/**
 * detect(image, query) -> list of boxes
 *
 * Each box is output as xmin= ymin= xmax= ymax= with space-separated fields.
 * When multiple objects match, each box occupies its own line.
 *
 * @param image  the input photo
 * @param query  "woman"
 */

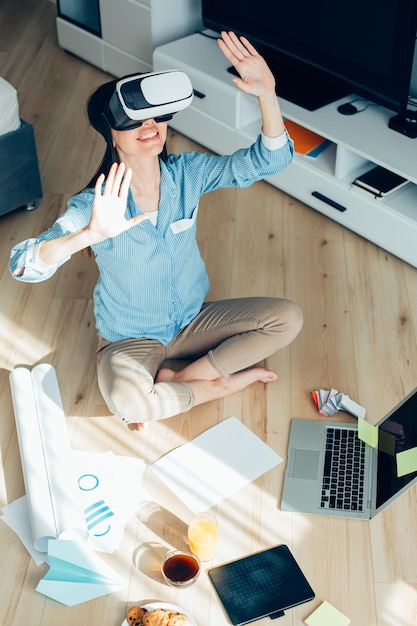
xmin=9 ymin=32 xmax=303 ymax=430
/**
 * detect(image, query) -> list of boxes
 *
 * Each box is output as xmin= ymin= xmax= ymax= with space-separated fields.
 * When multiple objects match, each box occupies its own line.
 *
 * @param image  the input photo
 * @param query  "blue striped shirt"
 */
xmin=9 ymin=132 xmax=293 ymax=343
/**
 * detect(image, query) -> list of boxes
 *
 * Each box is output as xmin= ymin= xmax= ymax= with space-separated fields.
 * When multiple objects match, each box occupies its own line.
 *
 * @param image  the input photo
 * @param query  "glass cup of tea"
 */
xmin=187 ymin=512 xmax=219 ymax=562
xmin=161 ymin=549 xmax=201 ymax=587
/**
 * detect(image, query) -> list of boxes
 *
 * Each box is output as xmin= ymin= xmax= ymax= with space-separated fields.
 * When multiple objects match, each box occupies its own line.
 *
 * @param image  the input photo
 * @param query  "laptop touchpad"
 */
xmin=291 ymin=449 xmax=320 ymax=479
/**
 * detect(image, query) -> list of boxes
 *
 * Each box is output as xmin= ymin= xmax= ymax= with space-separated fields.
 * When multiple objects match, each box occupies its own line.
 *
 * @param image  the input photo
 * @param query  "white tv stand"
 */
xmin=154 ymin=32 xmax=417 ymax=268
xmin=56 ymin=0 xmax=202 ymax=77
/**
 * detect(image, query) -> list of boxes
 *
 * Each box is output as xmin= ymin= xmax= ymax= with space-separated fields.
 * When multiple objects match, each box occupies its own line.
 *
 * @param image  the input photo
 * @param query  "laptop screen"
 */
xmin=376 ymin=388 xmax=417 ymax=510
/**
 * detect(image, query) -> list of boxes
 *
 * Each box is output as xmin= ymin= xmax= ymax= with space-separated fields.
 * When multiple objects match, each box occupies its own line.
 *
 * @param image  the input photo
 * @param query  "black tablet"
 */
xmin=208 ymin=544 xmax=315 ymax=625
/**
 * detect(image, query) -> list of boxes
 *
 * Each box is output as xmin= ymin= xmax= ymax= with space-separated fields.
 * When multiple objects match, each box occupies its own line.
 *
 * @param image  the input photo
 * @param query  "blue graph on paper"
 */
xmin=84 ymin=500 xmax=114 ymax=536
xmin=78 ymin=474 xmax=114 ymax=537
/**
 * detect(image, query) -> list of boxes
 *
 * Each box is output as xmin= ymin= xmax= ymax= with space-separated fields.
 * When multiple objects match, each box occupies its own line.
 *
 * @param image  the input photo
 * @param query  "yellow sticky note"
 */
xmin=396 ymin=447 xmax=417 ymax=477
xmin=358 ymin=419 xmax=378 ymax=448
xmin=304 ymin=600 xmax=350 ymax=626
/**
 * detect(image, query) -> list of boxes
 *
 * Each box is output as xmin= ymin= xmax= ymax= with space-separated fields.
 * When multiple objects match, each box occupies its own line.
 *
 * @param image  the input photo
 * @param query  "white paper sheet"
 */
xmin=72 ymin=450 xmax=149 ymax=553
xmin=150 ymin=416 xmax=283 ymax=513
xmin=0 ymin=496 xmax=46 ymax=565
xmin=10 ymin=364 xmax=88 ymax=552
xmin=1 ymin=452 xmax=149 ymax=561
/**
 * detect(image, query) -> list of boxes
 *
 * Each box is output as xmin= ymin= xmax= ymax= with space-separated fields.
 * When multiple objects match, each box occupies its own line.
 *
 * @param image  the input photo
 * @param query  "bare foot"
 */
xmin=157 ymin=365 xmax=277 ymax=386
xmin=155 ymin=364 xmax=277 ymax=410
xmin=127 ymin=421 xmax=147 ymax=432
xmin=223 ymin=367 xmax=278 ymax=389
xmin=188 ymin=366 xmax=278 ymax=407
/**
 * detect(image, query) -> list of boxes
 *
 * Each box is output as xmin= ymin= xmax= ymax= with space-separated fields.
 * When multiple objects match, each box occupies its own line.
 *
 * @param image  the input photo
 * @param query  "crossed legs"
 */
xmin=96 ymin=297 xmax=303 ymax=429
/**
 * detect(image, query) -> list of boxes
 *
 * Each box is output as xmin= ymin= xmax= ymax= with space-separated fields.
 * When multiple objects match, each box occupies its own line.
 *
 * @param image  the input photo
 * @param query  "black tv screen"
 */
xmin=202 ymin=0 xmax=417 ymax=113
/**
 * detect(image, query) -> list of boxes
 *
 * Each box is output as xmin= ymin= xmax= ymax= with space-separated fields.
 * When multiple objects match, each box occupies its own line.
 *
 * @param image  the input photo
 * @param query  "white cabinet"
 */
xmin=154 ymin=32 xmax=417 ymax=268
xmin=56 ymin=0 xmax=203 ymax=77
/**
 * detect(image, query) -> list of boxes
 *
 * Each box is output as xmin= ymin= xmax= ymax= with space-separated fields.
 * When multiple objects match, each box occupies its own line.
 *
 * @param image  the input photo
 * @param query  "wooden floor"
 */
xmin=1 ymin=1 xmax=417 ymax=624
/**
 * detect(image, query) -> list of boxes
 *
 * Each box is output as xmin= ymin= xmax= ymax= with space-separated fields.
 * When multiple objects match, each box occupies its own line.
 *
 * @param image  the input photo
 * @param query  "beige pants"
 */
xmin=96 ymin=297 xmax=303 ymax=423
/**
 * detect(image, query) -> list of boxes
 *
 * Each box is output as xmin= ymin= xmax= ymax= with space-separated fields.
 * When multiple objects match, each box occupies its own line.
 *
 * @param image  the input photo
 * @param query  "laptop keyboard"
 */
xmin=320 ymin=427 xmax=366 ymax=512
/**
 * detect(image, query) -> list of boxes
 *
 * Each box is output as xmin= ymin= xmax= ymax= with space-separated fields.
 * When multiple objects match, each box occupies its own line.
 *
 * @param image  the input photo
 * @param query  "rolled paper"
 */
xmin=10 ymin=364 xmax=88 ymax=552
xmin=10 ymin=366 xmax=57 ymax=552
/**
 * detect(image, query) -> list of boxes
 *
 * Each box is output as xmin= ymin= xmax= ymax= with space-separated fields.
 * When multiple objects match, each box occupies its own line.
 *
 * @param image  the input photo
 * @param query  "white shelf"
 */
xmin=154 ymin=32 xmax=417 ymax=268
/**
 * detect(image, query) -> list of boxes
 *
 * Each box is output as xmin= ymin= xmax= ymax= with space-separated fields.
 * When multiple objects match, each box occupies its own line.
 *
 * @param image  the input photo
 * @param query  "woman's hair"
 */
xmin=85 ymin=76 xmax=168 ymax=189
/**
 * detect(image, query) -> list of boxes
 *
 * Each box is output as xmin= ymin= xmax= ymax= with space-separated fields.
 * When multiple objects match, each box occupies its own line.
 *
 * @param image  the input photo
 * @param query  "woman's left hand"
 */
xmin=217 ymin=31 xmax=276 ymax=98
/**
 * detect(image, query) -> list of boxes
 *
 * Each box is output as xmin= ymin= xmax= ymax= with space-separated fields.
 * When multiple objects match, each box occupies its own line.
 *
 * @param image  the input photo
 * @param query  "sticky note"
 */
xmin=311 ymin=389 xmax=366 ymax=420
xmin=339 ymin=394 xmax=366 ymax=420
xmin=396 ymin=447 xmax=417 ymax=477
xmin=311 ymin=391 xmax=319 ymax=409
xmin=358 ymin=418 xmax=378 ymax=448
xmin=304 ymin=600 xmax=351 ymax=625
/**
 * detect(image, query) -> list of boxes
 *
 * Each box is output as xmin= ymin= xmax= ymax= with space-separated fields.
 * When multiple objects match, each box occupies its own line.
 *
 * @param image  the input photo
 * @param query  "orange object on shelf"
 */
xmin=284 ymin=119 xmax=328 ymax=155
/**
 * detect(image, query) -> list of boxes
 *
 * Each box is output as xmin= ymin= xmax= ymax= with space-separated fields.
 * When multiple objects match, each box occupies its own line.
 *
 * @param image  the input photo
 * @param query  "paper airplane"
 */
xmin=36 ymin=539 xmax=125 ymax=606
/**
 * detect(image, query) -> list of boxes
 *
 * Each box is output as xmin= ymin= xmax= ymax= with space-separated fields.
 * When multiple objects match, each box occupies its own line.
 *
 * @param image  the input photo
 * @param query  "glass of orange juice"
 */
xmin=187 ymin=512 xmax=218 ymax=561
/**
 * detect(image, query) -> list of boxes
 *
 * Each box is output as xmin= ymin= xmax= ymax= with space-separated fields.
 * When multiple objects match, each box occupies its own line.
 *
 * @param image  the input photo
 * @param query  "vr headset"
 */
xmin=105 ymin=70 xmax=193 ymax=130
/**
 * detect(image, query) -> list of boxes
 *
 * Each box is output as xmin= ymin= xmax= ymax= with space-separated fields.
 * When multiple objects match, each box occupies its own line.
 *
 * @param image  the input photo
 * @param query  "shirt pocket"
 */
xmin=169 ymin=203 xmax=199 ymax=235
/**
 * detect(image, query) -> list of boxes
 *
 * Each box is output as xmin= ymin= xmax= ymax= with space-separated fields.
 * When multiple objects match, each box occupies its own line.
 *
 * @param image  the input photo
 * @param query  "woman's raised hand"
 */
xmin=217 ymin=31 xmax=276 ymax=98
xmin=88 ymin=162 xmax=147 ymax=242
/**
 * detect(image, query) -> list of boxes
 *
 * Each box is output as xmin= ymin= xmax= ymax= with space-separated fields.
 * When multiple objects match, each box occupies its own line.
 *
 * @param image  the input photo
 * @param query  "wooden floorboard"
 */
xmin=1 ymin=1 xmax=417 ymax=624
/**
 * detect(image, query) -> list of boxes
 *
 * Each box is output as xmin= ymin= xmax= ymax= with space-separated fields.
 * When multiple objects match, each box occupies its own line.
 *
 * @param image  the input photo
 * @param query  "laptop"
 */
xmin=281 ymin=386 xmax=417 ymax=519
